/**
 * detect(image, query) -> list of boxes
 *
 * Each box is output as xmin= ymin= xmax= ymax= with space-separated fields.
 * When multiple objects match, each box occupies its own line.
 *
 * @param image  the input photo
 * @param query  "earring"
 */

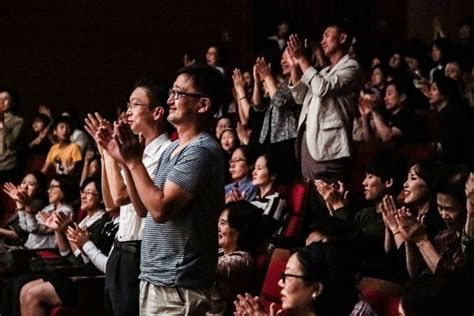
xmin=311 ymin=292 xmax=317 ymax=301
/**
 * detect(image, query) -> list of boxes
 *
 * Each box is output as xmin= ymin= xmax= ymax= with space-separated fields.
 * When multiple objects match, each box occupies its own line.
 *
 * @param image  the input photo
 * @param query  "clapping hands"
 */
xmin=66 ymin=225 xmax=91 ymax=249
xmin=42 ymin=211 xmax=73 ymax=232
xmin=314 ymin=179 xmax=347 ymax=213
xmin=234 ymin=293 xmax=281 ymax=316
xmin=3 ymin=182 xmax=31 ymax=207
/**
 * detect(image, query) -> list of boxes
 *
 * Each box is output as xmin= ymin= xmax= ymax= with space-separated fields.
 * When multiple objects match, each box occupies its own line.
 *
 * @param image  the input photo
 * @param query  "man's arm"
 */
xmin=300 ymin=62 xmax=361 ymax=98
xmin=101 ymin=152 xmax=116 ymax=210
xmin=122 ymin=166 xmax=149 ymax=218
xmin=126 ymin=160 xmax=193 ymax=223
xmin=104 ymin=153 xmax=130 ymax=206
xmin=371 ymin=111 xmax=403 ymax=142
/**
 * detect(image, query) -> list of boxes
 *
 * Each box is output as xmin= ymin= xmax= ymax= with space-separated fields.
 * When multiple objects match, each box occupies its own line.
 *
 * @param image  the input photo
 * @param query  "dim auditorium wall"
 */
xmin=0 ymin=0 xmax=253 ymax=125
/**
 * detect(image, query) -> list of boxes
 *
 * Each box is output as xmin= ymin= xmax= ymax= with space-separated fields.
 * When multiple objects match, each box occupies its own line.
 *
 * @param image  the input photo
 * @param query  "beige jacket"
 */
xmin=289 ymin=55 xmax=363 ymax=161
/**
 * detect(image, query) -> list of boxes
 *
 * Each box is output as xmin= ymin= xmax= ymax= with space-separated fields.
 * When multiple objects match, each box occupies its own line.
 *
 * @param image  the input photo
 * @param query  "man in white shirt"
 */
xmin=85 ymin=78 xmax=171 ymax=316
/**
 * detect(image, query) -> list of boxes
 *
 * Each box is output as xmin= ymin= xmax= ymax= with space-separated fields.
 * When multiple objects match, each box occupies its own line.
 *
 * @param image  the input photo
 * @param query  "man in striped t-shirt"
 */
xmin=114 ymin=64 xmax=226 ymax=315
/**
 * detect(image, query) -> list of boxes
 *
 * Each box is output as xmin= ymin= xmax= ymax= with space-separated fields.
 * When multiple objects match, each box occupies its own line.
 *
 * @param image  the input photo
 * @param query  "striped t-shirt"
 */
xmin=140 ymin=133 xmax=225 ymax=288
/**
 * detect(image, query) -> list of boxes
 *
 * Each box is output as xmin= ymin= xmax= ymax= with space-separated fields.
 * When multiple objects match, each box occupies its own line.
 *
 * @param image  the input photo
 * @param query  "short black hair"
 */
xmin=33 ymin=113 xmax=52 ymax=126
xmin=53 ymin=115 xmax=74 ymax=130
xmin=0 ymin=86 xmax=21 ymax=113
xmin=176 ymin=64 xmax=227 ymax=116
xmin=134 ymin=77 xmax=169 ymax=110
xmin=51 ymin=174 xmax=79 ymax=205
xmin=431 ymin=73 xmax=462 ymax=103
xmin=223 ymin=200 xmax=264 ymax=252
xmin=80 ymin=176 xmax=102 ymax=200
xmin=365 ymin=148 xmax=405 ymax=193
xmin=325 ymin=18 xmax=354 ymax=52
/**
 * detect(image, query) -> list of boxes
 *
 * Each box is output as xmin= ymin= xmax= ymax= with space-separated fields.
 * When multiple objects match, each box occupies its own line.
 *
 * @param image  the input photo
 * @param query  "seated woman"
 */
xmin=2 ymin=171 xmax=48 ymax=247
xmin=225 ymin=146 xmax=257 ymax=203
xmin=250 ymin=152 xmax=288 ymax=237
xmin=396 ymin=169 xmax=469 ymax=277
xmin=235 ymin=242 xmax=376 ymax=316
xmin=210 ymin=201 xmax=264 ymax=315
xmin=43 ymin=177 xmax=109 ymax=263
xmin=389 ymin=161 xmax=446 ymax=242
xmin=359 ymin=77 xmax=425 ymax=143
xmin=18 ymin=177 xmax=117 ymax=315
xmin=17 ymin=175 xmax=77 ymax=249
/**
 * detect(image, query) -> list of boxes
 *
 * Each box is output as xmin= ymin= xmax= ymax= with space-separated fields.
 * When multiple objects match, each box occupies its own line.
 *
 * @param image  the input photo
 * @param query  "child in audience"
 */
xmin=41 ymin=116 xmax=82 ymax=176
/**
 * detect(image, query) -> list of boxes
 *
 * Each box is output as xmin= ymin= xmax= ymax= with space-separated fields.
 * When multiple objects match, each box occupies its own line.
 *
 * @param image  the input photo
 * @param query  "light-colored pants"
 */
xmin=139 ymin=280 xmax=211 ymax=316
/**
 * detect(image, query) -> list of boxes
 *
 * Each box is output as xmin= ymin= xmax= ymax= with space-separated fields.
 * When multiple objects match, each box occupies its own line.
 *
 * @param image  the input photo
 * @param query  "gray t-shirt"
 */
xmin=140 ymin=133 xmax=225 ymax=288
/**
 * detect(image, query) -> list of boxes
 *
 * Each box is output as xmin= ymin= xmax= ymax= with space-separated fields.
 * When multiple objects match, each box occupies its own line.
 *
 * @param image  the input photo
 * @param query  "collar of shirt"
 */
xmin=322 ymin=54 xmax=350 ymax=76
xmin=143 ymin=133 xmax=170 ymax=158
xmin=78 ymin=209 xmax=106 ymax=230
xmin=234 ymin=176 xmax=253 ymax=189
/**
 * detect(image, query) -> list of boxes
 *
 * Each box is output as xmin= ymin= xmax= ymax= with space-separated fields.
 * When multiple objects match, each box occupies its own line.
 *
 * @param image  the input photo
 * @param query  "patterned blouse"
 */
xmin=254 ymin=82 xmax=301 ymax=144
xmin=210 ymin=250 xmax=255 ymax=315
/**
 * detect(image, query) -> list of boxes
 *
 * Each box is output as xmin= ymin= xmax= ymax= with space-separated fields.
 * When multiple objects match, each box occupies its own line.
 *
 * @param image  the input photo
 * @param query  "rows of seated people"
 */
xmin=0 ymin=14 xmax=473 ymax=316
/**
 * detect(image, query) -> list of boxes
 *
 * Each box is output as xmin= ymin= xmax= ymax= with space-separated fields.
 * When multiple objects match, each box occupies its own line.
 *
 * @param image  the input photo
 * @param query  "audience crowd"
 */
xmin=0 ymin=14 xmax=473 ymax=316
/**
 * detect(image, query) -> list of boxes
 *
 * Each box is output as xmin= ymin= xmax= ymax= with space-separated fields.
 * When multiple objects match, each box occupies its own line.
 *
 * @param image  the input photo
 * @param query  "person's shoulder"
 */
xmin=187 ymin=133 xmax=223 ymax=155
xmin=67 ymin=142 xmax=81 ymax=151
xmin=354 ymin=206 xmax=378 ymax=220
xmin=59 ymin=204 xmax=74 ymax=213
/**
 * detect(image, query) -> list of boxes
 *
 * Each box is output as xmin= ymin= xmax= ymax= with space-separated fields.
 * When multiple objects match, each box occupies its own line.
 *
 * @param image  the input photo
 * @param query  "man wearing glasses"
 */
xmin=85 ymin=78 xmax=171 ymax=316
xmin=109 ymin=64 xmax=226 ymax=315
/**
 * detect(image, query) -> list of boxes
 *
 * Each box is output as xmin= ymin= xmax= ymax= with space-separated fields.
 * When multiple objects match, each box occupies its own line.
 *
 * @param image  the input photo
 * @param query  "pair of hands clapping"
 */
xmin=381 ymin=195 xmax=427 ymax=243
xmin=233 ymin=293 xmax=281 ymax=316
xmin=84 ymin=112 xmax=144 ymax=166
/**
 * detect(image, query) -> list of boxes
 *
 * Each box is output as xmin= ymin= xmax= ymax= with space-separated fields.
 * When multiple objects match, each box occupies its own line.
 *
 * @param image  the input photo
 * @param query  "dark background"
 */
xmin=0 ymin=0 xmax=470 ymax=127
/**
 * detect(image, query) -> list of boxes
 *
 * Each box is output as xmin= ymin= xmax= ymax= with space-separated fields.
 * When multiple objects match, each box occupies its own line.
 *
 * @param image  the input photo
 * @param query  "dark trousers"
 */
xmin=105 ymin=240 xmax=141 ymax=316
xmin=300 ymin=136 xmax=351 ymax=236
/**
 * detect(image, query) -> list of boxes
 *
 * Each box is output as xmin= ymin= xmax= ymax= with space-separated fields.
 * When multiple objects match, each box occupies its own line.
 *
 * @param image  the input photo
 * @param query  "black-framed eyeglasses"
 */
xmin=48 ymin=184 xmax=61 ymax=191
xmin=280 ymin=272 xmax=308 ymax=284
xmin=229 ymin=158 xmax=247 ymax=165
xmin=81 ymin=190 xmax=99 ymax=197
xmin=168 ymin=89 xmax=208 ymax=101
xmin=126 ymin=102 xmax=149 ymax=110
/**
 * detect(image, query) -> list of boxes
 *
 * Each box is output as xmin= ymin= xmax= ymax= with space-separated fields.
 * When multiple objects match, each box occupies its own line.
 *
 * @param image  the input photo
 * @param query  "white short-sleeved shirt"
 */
xmin=116 ymin=133 xmax=171 ymax=242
